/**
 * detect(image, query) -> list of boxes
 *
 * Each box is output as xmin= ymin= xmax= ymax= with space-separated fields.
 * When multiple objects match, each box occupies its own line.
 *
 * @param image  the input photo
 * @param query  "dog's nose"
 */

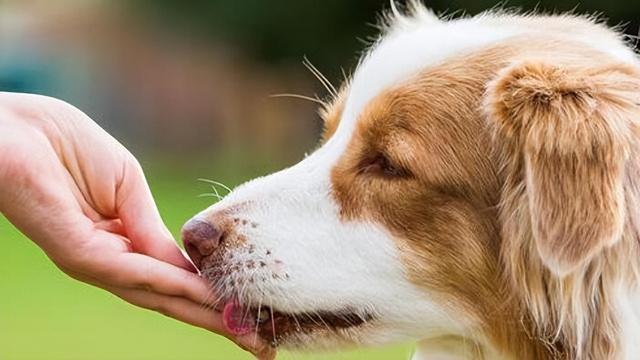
xmin=181 ymin=219 xmax=223 ymax=269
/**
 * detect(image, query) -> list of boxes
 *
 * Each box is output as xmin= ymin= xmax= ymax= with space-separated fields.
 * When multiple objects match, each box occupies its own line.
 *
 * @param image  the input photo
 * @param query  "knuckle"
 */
xmin=129 ymin=263 xmax=156 ymax=291
xmin=173 ymin=284 xmax=191 ymax=299
xmin=172 ymin=271 xmax=202 ymax=299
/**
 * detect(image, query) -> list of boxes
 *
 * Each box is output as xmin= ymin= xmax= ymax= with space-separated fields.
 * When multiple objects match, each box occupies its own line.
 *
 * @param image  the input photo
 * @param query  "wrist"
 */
xmin=0 ymin=106 xmax=24 ymax=187
xmin=0 ymin=93 xmax=77 ymax=142
xmin=0 ymin=94 xmax=60 ymax=208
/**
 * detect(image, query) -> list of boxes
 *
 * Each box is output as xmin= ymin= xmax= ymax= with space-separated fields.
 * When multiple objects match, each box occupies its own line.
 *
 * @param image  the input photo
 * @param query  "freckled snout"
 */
xmin=181 ymin=219 xmax=223 ymax=269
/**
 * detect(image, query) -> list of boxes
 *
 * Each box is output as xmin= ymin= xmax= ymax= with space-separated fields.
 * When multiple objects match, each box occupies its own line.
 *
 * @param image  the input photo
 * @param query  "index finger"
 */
xmin=116 ymin=159 xmax=196 ymax=273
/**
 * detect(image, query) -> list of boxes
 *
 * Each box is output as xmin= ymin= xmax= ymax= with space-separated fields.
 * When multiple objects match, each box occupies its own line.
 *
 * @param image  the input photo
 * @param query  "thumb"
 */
xmin=117 ymin=159 xmax=196 ymax=273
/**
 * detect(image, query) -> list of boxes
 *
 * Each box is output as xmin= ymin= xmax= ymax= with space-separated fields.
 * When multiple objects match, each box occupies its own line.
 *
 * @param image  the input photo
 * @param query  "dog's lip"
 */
xmin=220 ymin=299 xmax=373 ymax=346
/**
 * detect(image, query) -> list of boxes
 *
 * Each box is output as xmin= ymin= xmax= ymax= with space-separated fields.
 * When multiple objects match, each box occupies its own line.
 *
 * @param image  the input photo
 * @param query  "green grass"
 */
xmin=0 ymin=159 xmax=413 ymax=360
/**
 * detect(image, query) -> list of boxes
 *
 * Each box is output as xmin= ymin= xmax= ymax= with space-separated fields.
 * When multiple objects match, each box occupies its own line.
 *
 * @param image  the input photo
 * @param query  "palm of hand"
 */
xmin=0 ymin=93 xmax=274 ymax=359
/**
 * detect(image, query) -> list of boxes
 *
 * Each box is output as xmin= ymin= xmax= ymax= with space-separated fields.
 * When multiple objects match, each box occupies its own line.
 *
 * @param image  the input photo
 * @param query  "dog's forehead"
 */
xmin=332 ymin=19 xmax=515 ymax=145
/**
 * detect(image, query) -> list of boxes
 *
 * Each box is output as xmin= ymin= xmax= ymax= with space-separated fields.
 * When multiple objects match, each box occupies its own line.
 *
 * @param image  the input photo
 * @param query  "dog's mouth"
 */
xmin=221 ymin=301 xmax=373 ymax=346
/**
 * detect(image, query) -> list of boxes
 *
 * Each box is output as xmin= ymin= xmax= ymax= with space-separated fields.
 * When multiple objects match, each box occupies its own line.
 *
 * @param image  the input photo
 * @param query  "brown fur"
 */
xmin=487 ymin=52 xmax=640 ymax=359
xmin=319 ymin=87 xmax=346 ymax=142
xmin=328 ymin=36 xmax=640 ymax=359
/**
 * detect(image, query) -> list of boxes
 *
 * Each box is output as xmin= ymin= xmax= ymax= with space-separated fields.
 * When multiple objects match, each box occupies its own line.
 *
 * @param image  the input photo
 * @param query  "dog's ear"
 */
xmin=486 ymin=60 xmax=639 ymax=276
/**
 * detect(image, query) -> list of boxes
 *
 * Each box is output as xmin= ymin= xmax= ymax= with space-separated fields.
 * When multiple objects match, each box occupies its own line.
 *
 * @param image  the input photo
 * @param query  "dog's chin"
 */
xmin=217 ymin=298 xmax=375 ymax=349
xmin=197 ymin=243 xmax=379 ymax=349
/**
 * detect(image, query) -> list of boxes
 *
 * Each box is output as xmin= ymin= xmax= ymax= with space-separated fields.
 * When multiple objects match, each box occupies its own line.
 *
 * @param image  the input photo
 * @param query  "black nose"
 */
xmin=181 ymin=219 xmax=223 ymax=269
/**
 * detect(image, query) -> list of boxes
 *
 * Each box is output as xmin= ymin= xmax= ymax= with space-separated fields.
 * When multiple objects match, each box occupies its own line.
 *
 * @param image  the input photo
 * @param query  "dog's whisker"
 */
xmin=303 ymin=56 xmax=338 ymax=98
xmin=340 ymin=66 xmax=351 ymax=87
xmin=291 ymin=312 xmax=303 ymax=333
xmin=197 ymin=286 xmax=219 ymax=312
xmin=269 ymin=93 xmax=327 ymax=106
xmin=316 ymin=312 xmax=334 ymax=333
xmin=197 ymin=178 xmax=233 ymax=194
xmin=254 ymin=299 xmax=263 ymax=340
xmin=197 ymin=192 xmax=223 ymax=200
xmin=269 ymin=302 xmax=277 ymax=346
xmin=209 ymin=184 xmax=221 ymax=199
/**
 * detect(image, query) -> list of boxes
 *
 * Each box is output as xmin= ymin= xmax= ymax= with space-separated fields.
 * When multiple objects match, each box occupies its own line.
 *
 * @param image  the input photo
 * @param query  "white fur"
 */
xmin=617 ymin=288 xmax=640 ymax=359
xmin=204 ymin=149 xmax=461 ymax=347
xmin=338 ymin=17 xmax=517 ymax=146
xmin=190 ymin=7 xmax=640 ymax=357
xmin=196 ymin=10 xmax=519 ymax=350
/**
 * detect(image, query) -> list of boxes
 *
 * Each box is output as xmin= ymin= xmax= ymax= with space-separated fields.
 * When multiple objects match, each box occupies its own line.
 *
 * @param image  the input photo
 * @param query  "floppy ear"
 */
xmin=486 ymin=60 xmax=640 ymax=276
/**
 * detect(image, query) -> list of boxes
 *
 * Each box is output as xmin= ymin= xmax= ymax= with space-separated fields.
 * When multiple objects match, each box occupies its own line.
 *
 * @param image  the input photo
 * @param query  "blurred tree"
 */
xmin=133 ymin=0 xmax=639 ymax=81
xmin=133 ymin=0 xmax=389 ymax=78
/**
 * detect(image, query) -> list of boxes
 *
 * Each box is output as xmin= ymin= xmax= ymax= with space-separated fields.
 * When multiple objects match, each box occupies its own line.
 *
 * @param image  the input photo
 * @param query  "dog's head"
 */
xmin=183 ymin=6 xmax=640 ymax=357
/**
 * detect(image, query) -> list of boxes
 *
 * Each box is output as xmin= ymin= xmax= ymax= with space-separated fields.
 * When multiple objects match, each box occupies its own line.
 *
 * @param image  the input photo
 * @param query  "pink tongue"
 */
xmin=222 ymin=302 xmax=256 ymax=336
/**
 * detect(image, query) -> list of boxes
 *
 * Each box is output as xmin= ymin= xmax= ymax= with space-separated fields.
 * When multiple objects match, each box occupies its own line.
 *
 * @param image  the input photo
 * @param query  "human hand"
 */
xmin=0 ymin=92 xmax=275 ymax=360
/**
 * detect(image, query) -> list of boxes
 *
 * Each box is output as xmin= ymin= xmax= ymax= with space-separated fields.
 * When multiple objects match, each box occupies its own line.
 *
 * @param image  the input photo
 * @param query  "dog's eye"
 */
xmin=359 ymin=154 xmax=409 ymax=178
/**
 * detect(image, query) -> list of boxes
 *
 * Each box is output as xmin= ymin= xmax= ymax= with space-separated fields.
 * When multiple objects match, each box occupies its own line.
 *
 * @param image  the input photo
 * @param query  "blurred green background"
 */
xmin=0 ymin=160 xmax=413 ymax=360
xmin=0 ymin=0 xmax=638 ymax=359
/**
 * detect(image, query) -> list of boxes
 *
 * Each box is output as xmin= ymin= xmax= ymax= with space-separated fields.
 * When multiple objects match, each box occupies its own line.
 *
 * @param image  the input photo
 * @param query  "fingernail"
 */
xmin=179 ymin=249 xmax=199 ymax=273
xmin=182 ymin=259 xmax=198 ymax=273
xmin=237 ymin=333 xmax=268 ymax=353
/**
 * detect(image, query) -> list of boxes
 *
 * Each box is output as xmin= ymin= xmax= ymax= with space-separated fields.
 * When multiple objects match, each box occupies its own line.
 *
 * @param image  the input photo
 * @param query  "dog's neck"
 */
xmin=413 ymin=225 xmax=640 ymax=359
xmin=412 ymin=290 xmax=640 ymax=360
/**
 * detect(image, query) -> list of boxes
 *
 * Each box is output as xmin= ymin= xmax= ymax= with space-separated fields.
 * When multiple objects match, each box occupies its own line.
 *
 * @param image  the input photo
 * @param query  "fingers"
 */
xmin=107 ymin=285 xmax=225 ymax=331
xmin=255 ymin=347 xmax=278 ymax=360
xmin=106 ymin=286 xmax=271 ymax=357
xmin=90 ymin=249 xmax=215 ymax=306
xmin=116 ymin=160 xmax=196 ymax=273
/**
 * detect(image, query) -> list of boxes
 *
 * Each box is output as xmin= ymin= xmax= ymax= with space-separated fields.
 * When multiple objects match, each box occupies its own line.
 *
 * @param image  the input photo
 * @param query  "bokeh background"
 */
xmin=0 ymin=1 xmax=638 ymax=359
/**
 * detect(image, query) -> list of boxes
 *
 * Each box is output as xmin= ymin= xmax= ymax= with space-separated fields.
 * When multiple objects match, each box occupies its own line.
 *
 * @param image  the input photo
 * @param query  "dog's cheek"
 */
xmin=388 ymin=195 xmax=502 ymax=324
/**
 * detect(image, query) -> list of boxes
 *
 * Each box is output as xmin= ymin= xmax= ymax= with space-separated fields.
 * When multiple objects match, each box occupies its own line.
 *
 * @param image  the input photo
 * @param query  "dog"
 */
xmin=181 ymin=3 xmax=640 ymax=359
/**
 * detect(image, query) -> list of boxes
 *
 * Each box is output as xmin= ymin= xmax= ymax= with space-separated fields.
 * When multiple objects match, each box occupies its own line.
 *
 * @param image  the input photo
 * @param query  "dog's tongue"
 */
xmin=222 ymin=302 xmax=256 ymax=336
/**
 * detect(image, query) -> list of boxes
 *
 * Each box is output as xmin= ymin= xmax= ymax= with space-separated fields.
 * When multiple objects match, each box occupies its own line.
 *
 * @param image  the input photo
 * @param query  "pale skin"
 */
xmin=0 ymin=92 xmax=275 ymax=360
